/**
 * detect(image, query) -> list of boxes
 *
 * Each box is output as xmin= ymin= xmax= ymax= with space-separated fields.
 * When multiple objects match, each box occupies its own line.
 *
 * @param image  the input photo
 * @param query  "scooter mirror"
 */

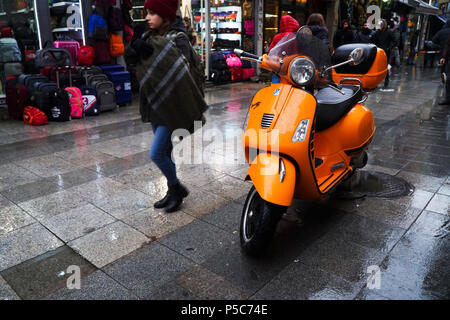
xmin=349 ymin=48 xmax=364 ymax=65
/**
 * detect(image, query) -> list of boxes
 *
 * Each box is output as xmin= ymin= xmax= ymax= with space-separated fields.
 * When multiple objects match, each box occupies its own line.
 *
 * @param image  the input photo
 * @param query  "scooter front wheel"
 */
xmin=240 ymin=186 xmax=286 ymax=257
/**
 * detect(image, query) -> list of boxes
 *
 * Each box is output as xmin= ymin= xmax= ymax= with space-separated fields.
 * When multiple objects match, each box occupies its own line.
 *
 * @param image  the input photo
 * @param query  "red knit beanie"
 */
xmin=144 ymin=0 xmax=179 ymax=21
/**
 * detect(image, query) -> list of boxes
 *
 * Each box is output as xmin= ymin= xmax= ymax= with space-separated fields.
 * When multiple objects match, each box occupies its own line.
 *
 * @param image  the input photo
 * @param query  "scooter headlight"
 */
xmin=289 ymin=57 xmax=316 ymax=86
xmin=292 ymin=119 xmax=310 ymax=142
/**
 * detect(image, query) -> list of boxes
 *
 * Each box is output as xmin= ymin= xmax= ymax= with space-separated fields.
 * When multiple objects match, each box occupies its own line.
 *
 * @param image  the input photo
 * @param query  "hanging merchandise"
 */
xmin=123 ymin=0 xmax=133 ymax=11
xmin=109 ymin=33 xmax=125 ymax=57
xmin=78 ymin=45 xmax=96 ymax=66
xmin=88 ymin=14 xmax=109 ymax=40
xmin=92 ymin=40 xmax=112 ymax=65
xmin=108 ymin=6 xmax=124 ymax=32
xmin=242 ymin=0 xmax=253 ymax=20
xmin=124 ymin=24 xmax=134 ymax=43
xmin=0 ymin=38 xmax=22 ymax=63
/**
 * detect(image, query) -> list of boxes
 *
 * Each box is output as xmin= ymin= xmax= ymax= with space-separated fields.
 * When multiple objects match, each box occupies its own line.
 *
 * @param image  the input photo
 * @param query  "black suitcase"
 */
xmin=45 ymin=68 xmax=71 ymax=122
xmin=29 ymin=82 xmax=57 ymax=112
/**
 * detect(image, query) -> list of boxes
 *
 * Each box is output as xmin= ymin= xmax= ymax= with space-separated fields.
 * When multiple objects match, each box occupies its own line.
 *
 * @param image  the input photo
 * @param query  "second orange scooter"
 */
xmin=234 ymin=27 xmax=388 ymax=256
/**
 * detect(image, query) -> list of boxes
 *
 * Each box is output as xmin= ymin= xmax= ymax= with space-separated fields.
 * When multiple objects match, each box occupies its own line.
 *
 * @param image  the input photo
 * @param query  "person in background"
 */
xmin=438 ymin=34 xmax=450 ymax=104
xmin=268 ymin=15 xmax=299 ymax=83
xmin=372 ymin=19 xmax=394 ymax=88
xmin=333 ymin=20 xmax=355 ymax=49
xmin=406 ymin=30 xmax=419 ymax=65
xmin=183 ymin=16 xmax=197 ymax=46
xmin=357 ymin=22 xmax=374 ymax=44
xmin=389 ymin=19 xmax=401 ymax=66
xmin=432 ymin=20 xmax=450 ymax=80
xmin=306 ymin=13 xmax=330 ymax=50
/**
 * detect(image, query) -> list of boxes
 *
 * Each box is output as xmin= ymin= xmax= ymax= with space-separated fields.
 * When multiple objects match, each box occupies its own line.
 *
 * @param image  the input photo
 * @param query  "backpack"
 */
xmin=124 ymin=24 xmax=134 ymax=43
xmin=109 ymin=33 xmax=124 ymax=57
xmin=88 ymin=14 xmax=108 ymax=40
xmin=92 ymin=40 xmax=111 ymax=65
xmin=166 ymin=31 xmax=205 ymax=97
xmin=108 ymin=7 xmax=123 ymax=32
xmin=0 ymin=38 xmax=22 ymax=63
xmin=23 ymin=106 xmax=48 ymax=126
xmin=78 ymin=45 xmax=96 ymax=65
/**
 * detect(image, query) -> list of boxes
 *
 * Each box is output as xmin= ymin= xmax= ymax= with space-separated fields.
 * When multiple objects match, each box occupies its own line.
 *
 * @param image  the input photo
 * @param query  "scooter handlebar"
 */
xmin=234 ymin=49 xmax=261 ymax=61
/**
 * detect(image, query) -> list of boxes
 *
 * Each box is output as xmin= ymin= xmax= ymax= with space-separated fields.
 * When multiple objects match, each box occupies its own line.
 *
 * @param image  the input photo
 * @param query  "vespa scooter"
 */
xmin=235 ymin=27 xmax=388 ymax=256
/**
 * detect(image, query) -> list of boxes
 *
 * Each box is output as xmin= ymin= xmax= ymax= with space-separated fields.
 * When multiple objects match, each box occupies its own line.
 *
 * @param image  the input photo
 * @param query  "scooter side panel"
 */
xmin=247 ymin=153 xmax=296 ymax=207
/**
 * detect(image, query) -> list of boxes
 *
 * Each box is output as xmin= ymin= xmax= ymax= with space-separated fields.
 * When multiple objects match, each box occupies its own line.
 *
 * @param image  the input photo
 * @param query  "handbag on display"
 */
xmin=226 ymin=54 xmax=242 ymax=67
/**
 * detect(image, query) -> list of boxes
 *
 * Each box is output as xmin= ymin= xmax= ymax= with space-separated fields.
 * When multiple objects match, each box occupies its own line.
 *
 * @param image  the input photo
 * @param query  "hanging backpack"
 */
xmin=109 ymin=33 xmax=124 ymax=57
xmin=78 ymin=45 xmax=96 ymax=65
xmin=108 ymin=7 xmax=124 ymax=32
xmin=23 ymin=106 xmax=48 ymax=126
xmin=124 ymin=24 xmax=134 ymax=43
xmin=88 ymin=14 xmax=108 ymax=40
xmin=92 ymin=40 xmax=112 ymax=65
xmin=0 ymin=38 xmax=22 ymax=63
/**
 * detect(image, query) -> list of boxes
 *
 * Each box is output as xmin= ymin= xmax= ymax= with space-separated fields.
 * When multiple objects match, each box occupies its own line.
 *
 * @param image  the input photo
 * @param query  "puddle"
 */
xmin=333 ymin=170 xmax=415 ymax=200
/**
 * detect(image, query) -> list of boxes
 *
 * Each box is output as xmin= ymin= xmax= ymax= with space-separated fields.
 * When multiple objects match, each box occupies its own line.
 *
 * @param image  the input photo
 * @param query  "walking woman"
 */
xmin=333 ymin=20 xmax=355 ymax=49
xmin=125 ymin=0 xmax=208 ymax=213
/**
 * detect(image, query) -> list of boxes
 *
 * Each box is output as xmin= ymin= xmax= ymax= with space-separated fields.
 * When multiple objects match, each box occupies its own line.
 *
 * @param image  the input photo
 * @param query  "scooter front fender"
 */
xmin=245 ymin=153 xmax=296 ymax=207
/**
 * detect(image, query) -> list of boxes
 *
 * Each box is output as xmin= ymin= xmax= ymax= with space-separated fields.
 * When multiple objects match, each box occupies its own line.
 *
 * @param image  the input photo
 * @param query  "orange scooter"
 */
xmin=234 ymin=27 xmax=388 ymax=256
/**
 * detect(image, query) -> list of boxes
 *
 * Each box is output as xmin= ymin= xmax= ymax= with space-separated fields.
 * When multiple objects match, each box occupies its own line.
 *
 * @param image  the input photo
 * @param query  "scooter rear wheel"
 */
xmin=240 ymin=186 xmax=286 ymax=257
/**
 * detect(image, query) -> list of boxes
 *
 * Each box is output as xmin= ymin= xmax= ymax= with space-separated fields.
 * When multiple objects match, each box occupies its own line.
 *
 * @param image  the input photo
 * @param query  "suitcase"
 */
xmin=242 ymin=68 xmax=255 ymax=80
xmin=95 ymin=80 xmax=117 ymax=112
xmin=24 ymin=75 xmax=49 ymax=93
xmin=100 ymin=64 xmax=125 ymax=74
xmin=77 ymin=66 xmax=102 ymax=77
xmin=88 ymin=74 xmax=109 ymax=86
xmin=107 ymin=71 xmax=132 ymax=105
xmin=80 ymin=73 xmax=99 ymax=116
xmin=6 ymin=76 xmax=28 ymax=119
xmin=45 ymin=68 xmax=71 ymax=122
xmin=230 ymin=67 xmax=243 ymax=82
xmin=59 ymin=66 xmax=83 ymax=119
xmin=4 ymin=62 xmax=23 ymax=78
xmin=53 ymin=41 xmax=80 ymax=66
xmin=29 ymin=82 xmax=57 ymax=112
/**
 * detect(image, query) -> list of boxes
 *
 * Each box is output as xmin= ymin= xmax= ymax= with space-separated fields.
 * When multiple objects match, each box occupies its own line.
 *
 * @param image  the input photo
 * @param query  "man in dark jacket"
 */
xmin=433 ymin=20 xmax=450 ymax=81
xmin=372 ymin=19 xmax=394 ymax=87
xmin=333 ymin=20 xmax=355 ymax=49
xmin=357 ymin=22 xmax=374 ymax=43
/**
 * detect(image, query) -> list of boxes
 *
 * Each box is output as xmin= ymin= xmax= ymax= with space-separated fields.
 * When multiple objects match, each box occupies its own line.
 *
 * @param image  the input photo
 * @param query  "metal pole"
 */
xmin=205 ymin=0 xmax=211 ymax=80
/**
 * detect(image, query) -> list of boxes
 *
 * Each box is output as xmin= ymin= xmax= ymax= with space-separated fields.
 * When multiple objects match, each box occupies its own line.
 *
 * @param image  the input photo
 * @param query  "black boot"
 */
xmin=164 ymin=182 xmax=189 ymax=213
xmin=153 ymin=189 xmax=171 ymax=209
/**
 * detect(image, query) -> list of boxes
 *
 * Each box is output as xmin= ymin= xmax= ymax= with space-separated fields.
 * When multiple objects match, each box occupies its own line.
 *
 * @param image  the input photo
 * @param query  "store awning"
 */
xmin=436 ymin=14 xmax=447 ymax=22
xmin=397 ymin=0 xmax=420 ymax=8
xmin=415 ymin=0 xmax=440 ymax=15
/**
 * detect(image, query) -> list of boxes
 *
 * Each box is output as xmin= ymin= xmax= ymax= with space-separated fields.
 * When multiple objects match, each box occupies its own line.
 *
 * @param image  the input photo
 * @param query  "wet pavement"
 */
xmin=0 ymin=65 xmax=449 ymax=300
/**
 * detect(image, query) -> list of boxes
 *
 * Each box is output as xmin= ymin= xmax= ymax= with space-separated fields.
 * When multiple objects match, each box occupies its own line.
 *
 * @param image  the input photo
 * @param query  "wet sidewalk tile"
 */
xmin=41 ymin=203 xmax=116 ymax=243
xmin=42 ymin=270 xmax=137 ymax=300
xmin=0 ymin=205 xmax=36 ymax=237
xmin=68 ymin=221 xmax=150 ymax=268
xmin=103 ymin=242 xmax=193 ymax=298
xmin=122 ymin=207 xmax=194 ymax=239
xmin=0 ymin=224 xmax=64 ymax=272
xmin=425 ymin=193 xmax=450 ymax=215
xmin=0 ymin=246 xmax=96 ymax=300
xmin=0 ymin=276 xmax=20 ymax=300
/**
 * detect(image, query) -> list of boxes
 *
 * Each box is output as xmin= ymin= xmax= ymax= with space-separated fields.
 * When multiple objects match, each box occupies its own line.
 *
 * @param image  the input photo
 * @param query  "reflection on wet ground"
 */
xmin=0 ymin=66 xmax=448 ymax=300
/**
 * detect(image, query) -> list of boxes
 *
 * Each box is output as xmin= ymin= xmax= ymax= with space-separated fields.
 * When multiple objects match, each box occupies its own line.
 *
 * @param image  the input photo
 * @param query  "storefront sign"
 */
xmin=67 ymin=4 xmax=81 ymax=28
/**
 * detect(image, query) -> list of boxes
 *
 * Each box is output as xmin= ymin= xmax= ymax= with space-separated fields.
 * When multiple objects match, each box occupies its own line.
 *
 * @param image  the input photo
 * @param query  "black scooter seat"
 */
xmin=314 ymin=85 xmax=362 ymax=132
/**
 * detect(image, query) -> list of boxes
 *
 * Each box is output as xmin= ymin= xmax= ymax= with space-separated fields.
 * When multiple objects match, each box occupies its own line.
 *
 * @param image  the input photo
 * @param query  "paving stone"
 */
xmin=68 ymin=221 xmax=150 ymax=268
xmin=41 ymin=203 xmax=116 ymax=243
xmin=0 ymin=224 xmax=64 ymax=272
xmin=437 ymin=184 xmax=450 ymax=196
xmin=91 ymin=188 xmax=154 ymax=220
xmin=68 ymin=178 xmax=129 ymax=202
xmin=180 ymin=188 xmax=229 ymax=218
xmin=0 ymin=275 xmax=20 ymax=300
xmin=200 ymin=201 xmax=243 ymax=234
xmin=144 ymin=280 xmax=199 ymax=300
xmin=15 ymin=154 xmax=83 ymax=178
xmin=0 ymin=205 xmax=36 ymax=237
xmin=251 ymin=262 xmax=361 ymax=300
xmin=122 ymin=207 xmax=194 ymax=239
xmin=201 ymin=175 xmax=252 ymax=201
xmin=177 ymin=166 xmax=227 ymax=188
xmin=396 ymin=170 xmax=446 ymax=193
xmin=46 ymin=168 xmax=102 ymax=190
xmin=408 ymin=210 xmax=449 ymax=239
xmin=425 ymin=193 xmax=450 ymax=215
xmin=42 ymin=270 xmax=137 ymax=300
xmin=18 ymin=189 xmax=88 ymax=221
xmin=108 ymin=163 xmax=160 ymax=189
xmin=159 ymin=219 xmax=236 ymax=264
xmin=0 ymin=179 xmax=63 ymax=204
xmin=0 ymin=163 xmax=41 ymax=191
xmin=103 ymin=242 xmax=193 ymax=298
xmin=54 ymin=149 xmax=117 ymax=168
xmin=0 ymin=246 xmax=96 ymax=300
xmin=0 ymin=194 xmax=13 ymax=210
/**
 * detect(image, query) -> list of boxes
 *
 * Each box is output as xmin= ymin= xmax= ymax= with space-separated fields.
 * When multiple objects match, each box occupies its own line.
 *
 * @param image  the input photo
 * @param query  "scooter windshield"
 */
xmin=267 ymin=29 xmax=331 ymax=79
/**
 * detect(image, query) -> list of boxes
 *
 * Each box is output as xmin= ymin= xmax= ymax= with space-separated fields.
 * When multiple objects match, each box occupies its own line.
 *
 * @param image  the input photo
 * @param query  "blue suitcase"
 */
xmin=107 ymin=71 xmax=132 ymax=105
xmin=100 ymin=64 xmax=125 ymax=74
xmin=81 ymin=73 xmax=100 ymax=116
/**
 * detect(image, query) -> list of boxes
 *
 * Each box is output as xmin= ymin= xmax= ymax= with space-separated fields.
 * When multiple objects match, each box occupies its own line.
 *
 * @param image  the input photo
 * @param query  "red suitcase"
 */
xmin=6 ymin=76 xmax=28 ymax=119
xmin=230 ymin=67 xmax=243 ymax=82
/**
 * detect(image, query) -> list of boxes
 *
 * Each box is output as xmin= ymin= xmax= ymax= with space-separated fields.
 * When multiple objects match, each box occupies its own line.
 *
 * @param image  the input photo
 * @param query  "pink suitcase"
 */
xmin=242 ymin=68 xmax=255 ymax=80
xmin=54 ymin=41 xmax=80 ymax=66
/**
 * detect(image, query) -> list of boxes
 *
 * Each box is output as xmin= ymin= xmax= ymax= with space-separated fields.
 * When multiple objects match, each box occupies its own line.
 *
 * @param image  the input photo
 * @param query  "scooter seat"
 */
xmin=315 ymin=85 xmax=362 ymax=132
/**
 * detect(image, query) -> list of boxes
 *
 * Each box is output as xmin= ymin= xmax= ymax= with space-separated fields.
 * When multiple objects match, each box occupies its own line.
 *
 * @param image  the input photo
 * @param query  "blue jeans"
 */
xmin=150 ymin=124 xmax=179 ymax=187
